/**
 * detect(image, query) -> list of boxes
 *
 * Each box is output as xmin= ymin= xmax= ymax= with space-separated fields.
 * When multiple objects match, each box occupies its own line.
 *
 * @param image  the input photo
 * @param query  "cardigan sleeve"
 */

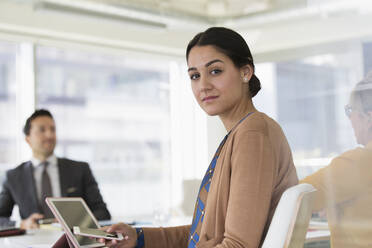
xmin=142 ymin=225 xmax=190 ymax=248
xmin=300 ymin=147 xmax=372 ymax=211
xmin=201 ymin=130 xmax=276 ymax=248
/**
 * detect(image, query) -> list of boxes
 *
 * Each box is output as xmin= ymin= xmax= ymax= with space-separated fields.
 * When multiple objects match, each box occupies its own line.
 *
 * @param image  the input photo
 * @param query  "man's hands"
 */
xmin=20 ymin=213 xmax=44 ymax=229
xmin=98 ymin=223 xmax=137 ymax=248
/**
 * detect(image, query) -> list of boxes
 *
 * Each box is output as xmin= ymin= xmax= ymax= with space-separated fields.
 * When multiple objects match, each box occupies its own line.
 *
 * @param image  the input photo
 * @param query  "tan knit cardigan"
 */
xmin=143 ymin=112 xmax=298 ymax=248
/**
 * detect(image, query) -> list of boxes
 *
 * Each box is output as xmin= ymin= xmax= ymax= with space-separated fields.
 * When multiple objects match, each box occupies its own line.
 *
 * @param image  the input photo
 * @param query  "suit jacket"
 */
xmin=0 ymin=158 xmax=111 ymax=226
xmin=142 ymin=112 xmax=298 ymax=248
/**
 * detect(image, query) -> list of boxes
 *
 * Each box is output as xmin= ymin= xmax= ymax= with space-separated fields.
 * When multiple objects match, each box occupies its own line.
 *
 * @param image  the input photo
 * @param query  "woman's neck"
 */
xmin=219 ymin=100 xmax=256 ymax=132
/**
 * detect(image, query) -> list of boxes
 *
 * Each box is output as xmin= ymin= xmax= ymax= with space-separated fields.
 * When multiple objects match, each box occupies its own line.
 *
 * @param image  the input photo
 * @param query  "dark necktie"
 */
xmin=40 ymin=162 xmax=53 ymax=218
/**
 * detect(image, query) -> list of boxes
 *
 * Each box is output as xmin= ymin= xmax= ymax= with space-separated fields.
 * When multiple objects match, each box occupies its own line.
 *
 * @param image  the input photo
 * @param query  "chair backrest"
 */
xmin=262 ymin=183 xmax=316 ymax=248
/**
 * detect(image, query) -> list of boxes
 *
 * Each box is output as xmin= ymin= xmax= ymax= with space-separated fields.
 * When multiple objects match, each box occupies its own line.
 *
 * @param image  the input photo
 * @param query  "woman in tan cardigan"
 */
xmin=101 ymin=27 xmax=298 ymax=248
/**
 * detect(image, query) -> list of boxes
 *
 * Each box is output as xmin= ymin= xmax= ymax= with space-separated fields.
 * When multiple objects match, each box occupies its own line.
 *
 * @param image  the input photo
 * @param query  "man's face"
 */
xmin=26 ymin=116 xmax=56 ymax=158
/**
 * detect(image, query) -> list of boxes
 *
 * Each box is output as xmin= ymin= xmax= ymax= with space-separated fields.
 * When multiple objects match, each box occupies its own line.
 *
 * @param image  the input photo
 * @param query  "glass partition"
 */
xmin=36 ymin=46 xmax=171 ymax=220
xmin=0 ymin=41 xmax=17 ymax=182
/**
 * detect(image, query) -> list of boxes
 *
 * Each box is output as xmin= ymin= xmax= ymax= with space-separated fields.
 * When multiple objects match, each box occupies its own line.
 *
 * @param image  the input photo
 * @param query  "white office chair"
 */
xmin=262 ymin=183 xmax=316 ymax=248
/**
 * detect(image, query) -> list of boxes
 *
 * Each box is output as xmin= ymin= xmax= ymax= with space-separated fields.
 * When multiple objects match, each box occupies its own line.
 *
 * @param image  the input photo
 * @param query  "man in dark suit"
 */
xmin=0 ymin=109 xmax=111 ymax=229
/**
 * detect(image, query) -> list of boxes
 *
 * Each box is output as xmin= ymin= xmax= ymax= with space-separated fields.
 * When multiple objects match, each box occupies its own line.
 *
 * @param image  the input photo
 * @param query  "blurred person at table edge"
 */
xmin=301 ymin=70 xmax=372 ymax=248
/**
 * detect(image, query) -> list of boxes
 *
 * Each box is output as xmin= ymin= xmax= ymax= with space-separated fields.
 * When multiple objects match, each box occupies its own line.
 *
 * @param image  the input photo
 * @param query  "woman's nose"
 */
xmin=199 ymin=76 xmax=212 ymax=90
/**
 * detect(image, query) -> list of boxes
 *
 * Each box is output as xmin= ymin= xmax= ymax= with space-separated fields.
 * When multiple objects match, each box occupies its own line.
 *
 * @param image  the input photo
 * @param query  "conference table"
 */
xmin=0 ymin=217 xmax=179 ymax=247
xmin=0 ymin=228 xmax=64 ymax=248
xmin=0 ymin=222 xmax=330 ymax=247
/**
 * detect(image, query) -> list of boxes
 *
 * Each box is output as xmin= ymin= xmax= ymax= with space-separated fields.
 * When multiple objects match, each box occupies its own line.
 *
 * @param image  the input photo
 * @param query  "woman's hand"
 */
xmin=98 ymin=223 xmax=137 ymax=248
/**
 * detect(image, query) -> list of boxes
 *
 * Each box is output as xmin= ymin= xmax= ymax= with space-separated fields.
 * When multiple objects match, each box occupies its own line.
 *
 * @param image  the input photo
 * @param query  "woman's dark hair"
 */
xmin=186 ymin=27 xmax=261 ymax=97
xmin=23 ymin=109 xmax=54 ymax=135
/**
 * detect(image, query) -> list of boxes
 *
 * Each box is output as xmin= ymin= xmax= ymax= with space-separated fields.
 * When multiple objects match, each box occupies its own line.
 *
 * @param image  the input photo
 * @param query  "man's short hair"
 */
xmin=23 ymin=109 xmax=54 ymax=136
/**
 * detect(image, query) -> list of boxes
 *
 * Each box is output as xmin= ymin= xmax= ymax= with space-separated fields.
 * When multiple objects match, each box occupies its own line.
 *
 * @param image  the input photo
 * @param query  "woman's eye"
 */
xmin=190 ymin=73 xmax=200 ymax=80
xmin=210 ymin=69 xmax=222 ymax=75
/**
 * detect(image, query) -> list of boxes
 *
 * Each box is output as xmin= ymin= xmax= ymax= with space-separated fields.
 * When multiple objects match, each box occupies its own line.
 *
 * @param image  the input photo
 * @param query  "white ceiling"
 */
xmin=1 ymin=0 xmax=372 ymax=58
xmin=26 ymin=0 xmax=310 ymax=29
xmin=85 ymin=0 xmax=303 ymax=20
xmin=57 ymin=0 xmax=305 ymax=22
xmin=27 ymin=0 xmax=372 ymax=30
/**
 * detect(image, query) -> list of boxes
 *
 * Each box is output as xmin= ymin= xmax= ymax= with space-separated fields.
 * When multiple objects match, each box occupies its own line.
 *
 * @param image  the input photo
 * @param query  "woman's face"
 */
xmin=187 ymin=45 xmax=251 ymax=116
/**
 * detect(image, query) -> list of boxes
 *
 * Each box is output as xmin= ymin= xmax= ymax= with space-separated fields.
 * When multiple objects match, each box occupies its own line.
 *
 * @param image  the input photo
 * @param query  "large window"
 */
xmin=255 ymin=46 xmax=365 ymax=179
xmin=1 ymin=34 xmax=370 ymax=226
xmin=0 ymin=40 xmax=204 ymax=224
xmin=0 ymin=41 xmax=16 ymax=181
xmin=36 ymin=46 xmax=171 ymax=220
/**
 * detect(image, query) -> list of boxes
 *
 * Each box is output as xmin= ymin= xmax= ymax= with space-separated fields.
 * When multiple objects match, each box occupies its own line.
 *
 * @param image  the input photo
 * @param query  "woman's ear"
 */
xmin=240 ymin=65 xmax=253 ymax=82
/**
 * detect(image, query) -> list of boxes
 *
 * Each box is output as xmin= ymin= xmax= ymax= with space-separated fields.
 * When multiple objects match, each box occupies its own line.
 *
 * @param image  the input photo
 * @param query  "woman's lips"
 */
xmin=202 ymin=96 xmax=219 ymax=102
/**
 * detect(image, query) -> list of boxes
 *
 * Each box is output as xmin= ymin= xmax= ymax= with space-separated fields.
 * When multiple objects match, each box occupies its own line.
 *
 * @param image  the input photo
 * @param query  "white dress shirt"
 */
xmin=31 ymin=154 xmax=62 ymax=202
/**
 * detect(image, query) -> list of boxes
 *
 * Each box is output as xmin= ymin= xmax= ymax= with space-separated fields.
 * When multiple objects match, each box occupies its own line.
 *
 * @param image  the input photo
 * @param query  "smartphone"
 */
xmin=73 ymin=226 xmax=124 ymax=241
